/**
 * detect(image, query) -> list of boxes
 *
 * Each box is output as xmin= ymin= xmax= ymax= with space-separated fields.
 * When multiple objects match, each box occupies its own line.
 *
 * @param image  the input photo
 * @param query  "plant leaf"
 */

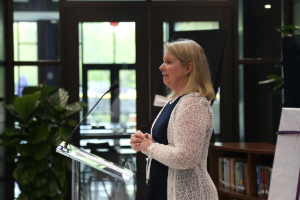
xmin=36 ymin=102 xmax=59 ymax=123
xmin=3 ymin=128 xmax=23 ymax=136
xmin=4 ymin=95 xmax=19 ymax=104
xmin=265 ymin=75 xmax=283 ymax=82
xmin=14 ymin=93 xmax=41 ymax=121
xmin=17 ymin=143 xmax=34 ymax=156
xmin=5 ymin=147 xmax=17 ymax=161
xmin=4 ymin=104 xmax=23 ymax=121
xmin=45 ymin=177 xmax=59 ymax=197
xmin=274 ymin=60 xmax=283 ymax=67
xmin=30 ymin=124 xmax=50 ymax=144
xmin=67 ymin=119 xmax=77 ymax=127
xmin=33 ymin=142 xmax=50 ymax=160
xmin=17 ymin=193 xmax=36 ymax=200
xmin=14 ymin=167 xmax=36 ymax=186
xmin=32 ymin=186 xmax=46 ymax=198
xmin=22 ymin=85 xmax=58 ymax=97
xmin=259 ymin=79 xmax=276 ymax=84
xmin=17 ymin=157 xmax=36 ymax=169
xmin=35 ymin=159 xmax=49 ymax=173
xmin=273 ymin=83 xmax=284 ymax=91
xmin=48 ymin=88 xmax=69 ymax=111
xmin=32 ymin=174 xmax=48 ymax=188
xmin=281 ymin=25 xmax=300 ymax=30
xmin=50 ymin=127 xmax=71 ymax=146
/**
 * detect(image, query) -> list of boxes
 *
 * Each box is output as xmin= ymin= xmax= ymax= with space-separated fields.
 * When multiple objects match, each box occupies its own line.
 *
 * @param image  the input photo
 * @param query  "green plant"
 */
xmin=0 ymin=84 xmax=86 ymax=200
xmin=259 ymin=25 xmax=300 ymax=91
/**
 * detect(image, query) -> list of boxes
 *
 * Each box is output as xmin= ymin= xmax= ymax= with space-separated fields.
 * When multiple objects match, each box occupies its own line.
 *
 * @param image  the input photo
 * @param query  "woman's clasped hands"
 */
xmin=130 ymin=130 xmax=154 ymax=154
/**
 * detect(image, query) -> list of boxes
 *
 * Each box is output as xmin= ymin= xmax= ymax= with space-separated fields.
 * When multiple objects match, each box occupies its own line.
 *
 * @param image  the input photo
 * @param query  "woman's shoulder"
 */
xmin=180 ymin=93 xmax=210 ymax=106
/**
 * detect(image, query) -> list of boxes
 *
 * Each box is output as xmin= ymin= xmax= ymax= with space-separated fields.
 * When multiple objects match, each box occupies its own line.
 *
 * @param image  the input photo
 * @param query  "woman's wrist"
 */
xmin=147 ymin=142 xmax=156 ymax=156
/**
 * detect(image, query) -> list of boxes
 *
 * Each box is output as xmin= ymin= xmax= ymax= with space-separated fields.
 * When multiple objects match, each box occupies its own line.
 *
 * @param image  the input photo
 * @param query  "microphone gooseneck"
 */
xmin=64 ymin=83 xmax=119 ymax=148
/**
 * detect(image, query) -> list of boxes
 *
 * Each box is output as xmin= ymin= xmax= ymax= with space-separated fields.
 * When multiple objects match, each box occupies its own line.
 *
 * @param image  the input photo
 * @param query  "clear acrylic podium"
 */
xmin=56 ymin=142 xmax=136 ymax=200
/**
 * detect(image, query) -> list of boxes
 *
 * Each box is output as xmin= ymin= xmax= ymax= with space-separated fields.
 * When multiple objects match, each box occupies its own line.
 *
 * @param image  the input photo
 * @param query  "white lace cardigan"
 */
xmin=144 ymin=93 xmax=218 ymax=200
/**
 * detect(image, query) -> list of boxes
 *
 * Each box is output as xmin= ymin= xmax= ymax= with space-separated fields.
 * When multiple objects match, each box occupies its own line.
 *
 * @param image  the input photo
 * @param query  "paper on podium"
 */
xmin=56 ymin=141 xmax=134 ymax=182
xmin=268 ymin=108 xmax=300 ymax=200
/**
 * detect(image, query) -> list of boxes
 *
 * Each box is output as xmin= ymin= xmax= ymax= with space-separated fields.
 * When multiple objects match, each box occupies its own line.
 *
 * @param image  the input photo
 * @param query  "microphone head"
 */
xmin=110 ymin=83 xmax=119 ymax=92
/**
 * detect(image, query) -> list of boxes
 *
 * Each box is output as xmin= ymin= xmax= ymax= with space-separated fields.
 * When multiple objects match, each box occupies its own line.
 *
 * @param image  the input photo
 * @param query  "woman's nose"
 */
xmin=159 ymin=63 xmax=164 ymax=71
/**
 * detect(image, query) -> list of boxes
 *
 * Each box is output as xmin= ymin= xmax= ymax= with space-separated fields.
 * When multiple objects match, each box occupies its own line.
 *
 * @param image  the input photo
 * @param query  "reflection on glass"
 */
xmin=13 ymin=0 xmax=60 ymax=61
xmin=163 ymin=21 xmax=221 ymax=133
xmin=14 ymin=66 xmax=60 ymax=96
xmin=14 ymin=66 xmax=38 ymax=95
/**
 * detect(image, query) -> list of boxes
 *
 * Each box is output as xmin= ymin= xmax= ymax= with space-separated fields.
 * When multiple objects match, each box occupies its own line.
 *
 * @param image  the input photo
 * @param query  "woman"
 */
xmin=130 ymin=39 xmax=218 ymax=200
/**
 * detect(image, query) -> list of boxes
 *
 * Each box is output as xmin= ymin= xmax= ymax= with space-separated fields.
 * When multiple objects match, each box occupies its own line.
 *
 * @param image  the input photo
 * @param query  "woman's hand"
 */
xmin=140 ymin=135 xmax=154 ymax=154
xmin=130 ymin=130 xmax=146 ymax=151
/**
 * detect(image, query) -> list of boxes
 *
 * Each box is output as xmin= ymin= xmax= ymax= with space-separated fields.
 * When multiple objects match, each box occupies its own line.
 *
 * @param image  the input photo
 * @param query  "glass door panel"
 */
xmin=78 ymin=21 xmax=137 ymax=200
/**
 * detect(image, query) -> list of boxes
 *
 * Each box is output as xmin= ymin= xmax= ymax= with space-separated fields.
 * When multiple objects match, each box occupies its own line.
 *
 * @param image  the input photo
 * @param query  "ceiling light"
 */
xmin=265 ymin=4 xmax=271 ymax=9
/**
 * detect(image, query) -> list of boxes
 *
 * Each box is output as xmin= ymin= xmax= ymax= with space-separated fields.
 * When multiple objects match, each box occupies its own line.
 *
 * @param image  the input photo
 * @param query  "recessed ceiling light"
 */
xmin=265 ymin=4 xmax=271 ymax=9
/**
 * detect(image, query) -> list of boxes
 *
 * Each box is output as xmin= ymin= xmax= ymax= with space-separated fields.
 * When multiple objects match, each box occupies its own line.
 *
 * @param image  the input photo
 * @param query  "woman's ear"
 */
xmin=186 ymin=62 xmax=194 ymax=74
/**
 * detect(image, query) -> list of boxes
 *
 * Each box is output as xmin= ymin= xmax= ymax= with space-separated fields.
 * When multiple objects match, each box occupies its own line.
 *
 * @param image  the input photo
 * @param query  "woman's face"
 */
xmin=159 ymin=50 xmax=187 ymax=94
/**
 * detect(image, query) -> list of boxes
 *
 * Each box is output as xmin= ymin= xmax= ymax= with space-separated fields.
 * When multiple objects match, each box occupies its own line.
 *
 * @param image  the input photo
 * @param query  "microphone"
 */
xmin=64 ymin=83 xmax=119 ymax=148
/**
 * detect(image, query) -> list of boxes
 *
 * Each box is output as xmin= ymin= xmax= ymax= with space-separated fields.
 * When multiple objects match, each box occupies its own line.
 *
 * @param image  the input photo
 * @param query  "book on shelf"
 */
xmin=218 ymin=157 xmax=247 ymax=195
xmin=256 ymin=165 xmax=272 ymax=198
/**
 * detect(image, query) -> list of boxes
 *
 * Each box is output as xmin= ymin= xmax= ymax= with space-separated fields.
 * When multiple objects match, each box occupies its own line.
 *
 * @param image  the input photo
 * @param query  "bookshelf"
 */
xmin=209 ymin=142 xmax=275 ymax=200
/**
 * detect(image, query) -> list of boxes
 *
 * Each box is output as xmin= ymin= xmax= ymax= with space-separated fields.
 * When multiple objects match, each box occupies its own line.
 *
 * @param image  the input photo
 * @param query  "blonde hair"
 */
xmin=165 ymin=39 xmax=215 ymax=101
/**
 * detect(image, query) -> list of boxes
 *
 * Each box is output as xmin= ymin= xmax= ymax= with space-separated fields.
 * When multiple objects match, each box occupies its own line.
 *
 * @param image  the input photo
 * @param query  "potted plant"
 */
xmin=0 ymin=84 xmax=86 ymax=200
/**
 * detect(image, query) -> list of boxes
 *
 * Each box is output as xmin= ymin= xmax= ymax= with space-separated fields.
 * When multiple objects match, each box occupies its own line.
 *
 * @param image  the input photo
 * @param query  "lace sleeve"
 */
xmin=148 ymin=97 xmax=211 ymax=170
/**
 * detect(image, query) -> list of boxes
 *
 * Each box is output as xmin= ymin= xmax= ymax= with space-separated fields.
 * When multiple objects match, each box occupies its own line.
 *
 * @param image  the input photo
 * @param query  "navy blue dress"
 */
xmin=146 ymin=96 xmax=182 ymax=200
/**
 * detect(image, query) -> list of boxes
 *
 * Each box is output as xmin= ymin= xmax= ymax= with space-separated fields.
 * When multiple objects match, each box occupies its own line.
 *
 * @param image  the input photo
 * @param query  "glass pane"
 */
xmin=119 ymin=70 xmax=136 ymax=129
xmin=13 ymin=0 xmax=60 ymax=61
xmin=18 ymin=22 xmax=37 ymax=43
xmin=174 ymin=22 xmax=219 ymax=31
xmin=14 ymin=66 xmax=60 ymax=96
xmin=83 ymin=23 xmax=114 ymax=63
xmin=0 ymin=2 xmax=4 ymax=61
xmin=87 ymin=70 xmax=111 ymax=124
xmin=241 ymin=0 xmax=282 ymax=58
xmin=18 ymin=44 xmax=38 ymax=61
xmin=115 ymin=23 xmax=136 ymax=64
xmin=79 ymin=21 xmax=137 ymax=199
xmin=82 ymin=22 xmax=135 ymax=64
xmin=73 ymin=159 xmax=136 ymax=200
xmin=163 ymin=21 xmax=221 ymax=133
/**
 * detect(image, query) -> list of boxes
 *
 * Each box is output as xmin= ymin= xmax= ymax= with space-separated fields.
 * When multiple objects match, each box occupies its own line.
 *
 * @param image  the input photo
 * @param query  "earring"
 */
xmin=185 ymin=74 xmax=187 ymax=77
